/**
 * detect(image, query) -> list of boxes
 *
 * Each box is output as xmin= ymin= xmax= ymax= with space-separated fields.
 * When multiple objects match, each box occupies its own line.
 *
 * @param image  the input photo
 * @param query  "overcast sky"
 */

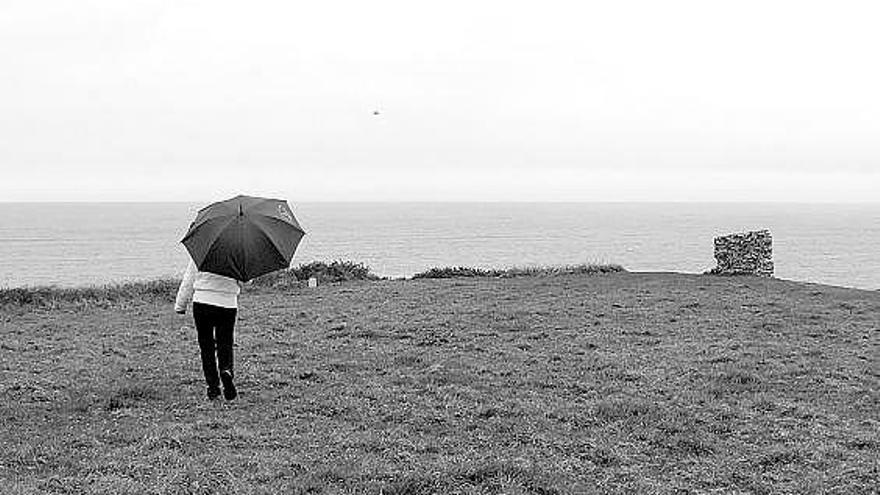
xmin=1 ymin=0 xmax=878 ymax=202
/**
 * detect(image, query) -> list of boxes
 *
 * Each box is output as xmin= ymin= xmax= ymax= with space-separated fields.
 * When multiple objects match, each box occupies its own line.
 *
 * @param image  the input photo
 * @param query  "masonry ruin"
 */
xmin=708 ymin=229 xmax=774 ymax=277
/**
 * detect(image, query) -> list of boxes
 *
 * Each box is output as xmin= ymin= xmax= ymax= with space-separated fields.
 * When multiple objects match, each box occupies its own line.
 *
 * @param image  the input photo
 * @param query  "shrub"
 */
xmin=411 ymin=266 xmax=500 ymax=279
xmin=293 ymin=260 xmax=381 ymax=282
xmin=252 ymin=260 xmax=382 ymax=287
xmin=503 ymin=263 xmax=626 ymax=277
xmin=412 ymin=263 xmax=625 ymax=279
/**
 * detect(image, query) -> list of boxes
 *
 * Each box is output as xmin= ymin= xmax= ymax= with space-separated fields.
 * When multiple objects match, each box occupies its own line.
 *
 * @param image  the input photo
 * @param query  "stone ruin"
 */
xmin=708 ymin=229 xmax=774 ymax=277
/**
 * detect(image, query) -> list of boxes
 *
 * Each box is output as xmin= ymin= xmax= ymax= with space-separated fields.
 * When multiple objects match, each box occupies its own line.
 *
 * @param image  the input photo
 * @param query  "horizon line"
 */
xmin=1 ymin=199 xmax=879 ymax=205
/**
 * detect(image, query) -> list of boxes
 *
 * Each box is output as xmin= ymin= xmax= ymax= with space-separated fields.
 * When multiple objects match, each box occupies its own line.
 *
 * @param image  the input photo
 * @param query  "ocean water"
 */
xmin=0 ymin=202 xmax=878 ymax=290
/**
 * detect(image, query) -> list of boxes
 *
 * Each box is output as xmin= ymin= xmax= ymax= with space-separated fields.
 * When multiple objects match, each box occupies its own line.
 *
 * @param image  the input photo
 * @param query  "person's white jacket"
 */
xmin=175 ymin=259 xmax=242 ymax=312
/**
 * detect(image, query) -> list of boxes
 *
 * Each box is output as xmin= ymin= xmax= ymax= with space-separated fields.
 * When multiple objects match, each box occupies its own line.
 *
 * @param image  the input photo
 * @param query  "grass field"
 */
xmin=1 ymin=272 xmax=878 ymax=494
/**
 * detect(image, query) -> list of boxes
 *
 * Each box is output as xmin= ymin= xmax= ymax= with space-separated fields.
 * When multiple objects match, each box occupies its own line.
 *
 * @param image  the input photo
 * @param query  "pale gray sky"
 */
xmin=1 ymin=0 xmax=878 ymax=201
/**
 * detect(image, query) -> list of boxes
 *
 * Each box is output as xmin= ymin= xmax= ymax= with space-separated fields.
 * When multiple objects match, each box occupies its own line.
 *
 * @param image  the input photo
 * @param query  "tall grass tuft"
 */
xmin=0 ymin=279 xmax=179 ymax=309
xmin=412 ymin=263 xmax=625 ymax=279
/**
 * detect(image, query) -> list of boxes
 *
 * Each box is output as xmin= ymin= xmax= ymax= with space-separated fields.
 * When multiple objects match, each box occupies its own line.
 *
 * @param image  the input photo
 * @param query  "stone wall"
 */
xmin=709 ymin=230 xmax=774 ymax=277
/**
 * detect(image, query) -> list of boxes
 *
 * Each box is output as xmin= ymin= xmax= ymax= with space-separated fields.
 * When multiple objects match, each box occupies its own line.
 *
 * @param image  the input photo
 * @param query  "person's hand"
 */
xmin=175 ymin=309 xmax=189 ymax=332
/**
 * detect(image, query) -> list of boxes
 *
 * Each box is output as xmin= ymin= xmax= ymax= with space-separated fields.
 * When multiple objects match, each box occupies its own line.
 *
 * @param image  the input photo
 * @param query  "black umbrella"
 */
xmin=181 ymin=195 xmax=305 ymax=281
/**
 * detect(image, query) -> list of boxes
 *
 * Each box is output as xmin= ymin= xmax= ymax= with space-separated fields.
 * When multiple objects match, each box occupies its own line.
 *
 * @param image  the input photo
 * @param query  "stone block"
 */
xmin=709 ymin=229 xmax=774 ymax=277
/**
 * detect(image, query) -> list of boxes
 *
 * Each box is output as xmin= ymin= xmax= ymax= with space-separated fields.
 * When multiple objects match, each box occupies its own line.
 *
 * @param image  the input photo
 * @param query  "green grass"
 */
xmin=1 ymin=272 xmax=877 ymax=493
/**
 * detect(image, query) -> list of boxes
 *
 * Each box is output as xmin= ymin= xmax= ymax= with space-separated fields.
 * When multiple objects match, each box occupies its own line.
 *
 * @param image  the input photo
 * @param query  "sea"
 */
xmin=0 ymin=202 xmax=878 ymax=290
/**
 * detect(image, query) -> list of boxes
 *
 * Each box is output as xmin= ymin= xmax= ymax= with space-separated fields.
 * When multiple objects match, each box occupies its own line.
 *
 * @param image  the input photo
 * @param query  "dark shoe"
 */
xmin=220 ymin=369 xmax=237 ymax=400
xmin=207 ymin=385 xmax=221 ymax=400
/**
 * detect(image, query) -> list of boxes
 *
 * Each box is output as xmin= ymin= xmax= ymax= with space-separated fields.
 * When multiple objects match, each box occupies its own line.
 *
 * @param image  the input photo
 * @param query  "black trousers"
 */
xmin=192 ymin=302 xmax=237 ymax=388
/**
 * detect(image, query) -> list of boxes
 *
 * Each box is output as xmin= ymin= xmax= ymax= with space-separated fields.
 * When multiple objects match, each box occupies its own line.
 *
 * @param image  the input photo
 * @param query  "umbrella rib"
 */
xmin=256 ymin=212 xmax=306 ymax=234
xmin=250 ymin=214 xmax=306 ymax=262
xmin=257 ymin=228 xmax=291 ymax=272
xmin=238 ymin=214 xmax=247 ymax=280
xmin=187 ymin=199 xmax=239 ymax=233
xmin=182 ymin=216 xmax=237 ymax=272
xmin=182 ymin=215 xmax=229 ymax=244
xmin=199 ymin=217 xmax=238 ymax=266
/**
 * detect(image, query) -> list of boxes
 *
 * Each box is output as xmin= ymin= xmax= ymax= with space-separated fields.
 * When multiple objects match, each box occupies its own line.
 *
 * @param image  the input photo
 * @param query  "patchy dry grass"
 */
xmin=1 ymin=273 xmax=878 ymax=494
xmin=0 ymin=279 xmax=178 ymax=309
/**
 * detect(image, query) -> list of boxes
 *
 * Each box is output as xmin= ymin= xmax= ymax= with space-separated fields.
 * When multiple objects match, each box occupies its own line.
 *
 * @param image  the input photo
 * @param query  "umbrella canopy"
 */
xmin=181 ymin=195 xmax=305 ymax=281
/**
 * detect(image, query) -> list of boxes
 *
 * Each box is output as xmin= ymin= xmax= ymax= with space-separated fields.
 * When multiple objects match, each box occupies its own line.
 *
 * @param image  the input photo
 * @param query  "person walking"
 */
xmin=175 ymin=258 xmax=242 ymax=400
xmin=175 ymin=195 xmax=305 ymax=400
